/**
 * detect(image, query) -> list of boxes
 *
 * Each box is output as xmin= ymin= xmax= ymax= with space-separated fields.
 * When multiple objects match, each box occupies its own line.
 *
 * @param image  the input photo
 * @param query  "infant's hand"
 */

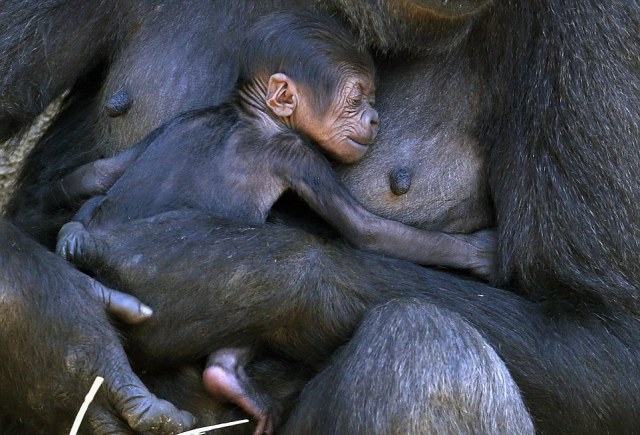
xmin=465 ymin=229 xmax=497 ymax=282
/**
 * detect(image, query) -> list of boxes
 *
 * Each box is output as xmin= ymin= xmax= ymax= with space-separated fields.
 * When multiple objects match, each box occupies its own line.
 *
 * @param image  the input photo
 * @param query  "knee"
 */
xmin=284 ymin=298 xmax=534 ymax=434
xmin=0 ymin=278 xmax=27 ymax=319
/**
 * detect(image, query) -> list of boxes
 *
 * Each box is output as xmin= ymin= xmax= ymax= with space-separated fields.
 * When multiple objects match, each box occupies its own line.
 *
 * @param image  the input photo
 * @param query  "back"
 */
xmin=86 ymin=104 xmax=284 ymax=229
xmin=87 ymin=105 xmax=232 ymax=227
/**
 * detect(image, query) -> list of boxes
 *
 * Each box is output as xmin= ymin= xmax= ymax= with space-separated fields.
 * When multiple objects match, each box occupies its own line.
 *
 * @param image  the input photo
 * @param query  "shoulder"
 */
xmin=267 ymin=130 xmax=331 ymax=176
xmin=150 ymin=103 xmax=239 ymax=142
xmin=269 ymin=130 xmax=312 ymax=151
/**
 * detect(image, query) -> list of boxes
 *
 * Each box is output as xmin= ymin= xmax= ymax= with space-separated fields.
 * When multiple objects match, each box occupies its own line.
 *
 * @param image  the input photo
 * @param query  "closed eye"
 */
xmin=348 ymin=97 xmax=362 ymax=108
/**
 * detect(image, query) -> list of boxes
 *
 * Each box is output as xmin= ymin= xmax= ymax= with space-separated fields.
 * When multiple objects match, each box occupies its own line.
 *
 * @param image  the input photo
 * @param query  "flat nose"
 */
xmin=365 ymin=109 xmax=379 ymax=138
xmin=367 ymin=109 xmax=379 ymax=127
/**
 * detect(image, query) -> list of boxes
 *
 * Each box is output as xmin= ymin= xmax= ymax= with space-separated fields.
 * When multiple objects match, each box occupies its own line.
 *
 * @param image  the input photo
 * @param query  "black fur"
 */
xmin=0 ymin=0 xmax=638 ymax=434
xmin=54 ymin=14 xmax=495 ymax=428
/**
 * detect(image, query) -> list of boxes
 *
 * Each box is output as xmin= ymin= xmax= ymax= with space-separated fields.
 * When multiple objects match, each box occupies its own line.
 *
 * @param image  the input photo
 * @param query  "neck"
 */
xmin=236 ymin=79 xmax=293 ymax=133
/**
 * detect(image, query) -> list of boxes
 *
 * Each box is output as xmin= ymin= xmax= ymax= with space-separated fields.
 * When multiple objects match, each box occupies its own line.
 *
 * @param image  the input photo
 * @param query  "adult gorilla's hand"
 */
xmin=0 ymin=220 xmax=195 ymax=434
xmin=87 ymin=273 xmax=154 ymax=325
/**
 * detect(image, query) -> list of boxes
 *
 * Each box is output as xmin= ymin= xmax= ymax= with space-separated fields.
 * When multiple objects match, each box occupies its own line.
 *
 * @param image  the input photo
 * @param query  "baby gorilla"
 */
xmin=57 ymin=10 xmax=495 ymax=434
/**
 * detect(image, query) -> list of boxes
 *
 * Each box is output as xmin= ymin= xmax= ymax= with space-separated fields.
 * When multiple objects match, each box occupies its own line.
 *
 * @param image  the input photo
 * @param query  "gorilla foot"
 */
xmin=203 ymin=348 xmax=278 ymax=435
xmin=56 ymin=221 xmax=93 ymax=261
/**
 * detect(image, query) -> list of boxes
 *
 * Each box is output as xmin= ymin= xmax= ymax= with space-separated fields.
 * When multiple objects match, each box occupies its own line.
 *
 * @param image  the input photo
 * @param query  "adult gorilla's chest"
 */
xmin=338 ymin=54 xmax=493 ymax=233
xmin=97 ymin=2 xmax=491 ymax=235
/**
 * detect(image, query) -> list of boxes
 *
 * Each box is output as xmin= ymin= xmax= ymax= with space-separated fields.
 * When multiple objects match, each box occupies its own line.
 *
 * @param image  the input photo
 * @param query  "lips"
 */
xmin=342 ymin=138 xmax=370 ymax=163
xmin=347 ymin=137 xmax=374 ymax=147
xmin=346 ymin=137 xmax=370 ymax=153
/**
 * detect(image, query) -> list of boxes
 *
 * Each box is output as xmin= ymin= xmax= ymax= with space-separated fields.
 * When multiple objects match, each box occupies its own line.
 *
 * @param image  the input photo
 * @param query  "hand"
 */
xmin=0 ymin=220 xmax=195 ymax=434
xmin=464 ymin=229 xmax=497 ymax=282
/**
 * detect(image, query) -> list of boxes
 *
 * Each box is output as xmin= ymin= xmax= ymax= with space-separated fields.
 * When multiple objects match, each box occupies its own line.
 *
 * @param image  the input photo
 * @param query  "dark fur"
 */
xmin=0 ymin=0 xmax=639 ymax=434
xmin=56 ymin=14 xmax=494 ymax=427
xmin=283 ymin=298 xmax=533 ymax=434
xmin=237 ymin=11 xmax=374 ymax=110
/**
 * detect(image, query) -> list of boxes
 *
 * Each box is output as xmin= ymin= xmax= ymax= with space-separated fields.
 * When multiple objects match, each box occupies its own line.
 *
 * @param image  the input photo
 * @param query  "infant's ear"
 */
xmin=266 ymin=73 xmax=297 ymax=117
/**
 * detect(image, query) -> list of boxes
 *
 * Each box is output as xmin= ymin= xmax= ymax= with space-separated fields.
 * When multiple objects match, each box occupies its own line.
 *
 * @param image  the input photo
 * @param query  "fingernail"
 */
xmin=140 ymin=305 xmax=153 ymax=317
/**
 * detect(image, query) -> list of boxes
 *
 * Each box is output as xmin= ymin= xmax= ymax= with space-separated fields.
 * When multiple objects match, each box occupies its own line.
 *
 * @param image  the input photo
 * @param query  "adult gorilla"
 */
xmin=1 ymin=1 xmax=639 ymax=434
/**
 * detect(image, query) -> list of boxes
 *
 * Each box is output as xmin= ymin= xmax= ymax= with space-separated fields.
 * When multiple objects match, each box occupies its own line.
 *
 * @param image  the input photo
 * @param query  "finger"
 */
xmin=56 ymin=221 xmax=85 ymax=260
xmin=49 ymin=146 xmax=144 ymax=208
xmin=103 ymin=367 xmax=196 ymax=434
xmin=84 ymin=404 xmax=137 ymax=435
xmin=49 ymin=163 xmax=109 ymax=208
xmin=69 ymin=148 xmax=141 ymax=196
xmin=88 ymin=278 xmax=153 ymax=324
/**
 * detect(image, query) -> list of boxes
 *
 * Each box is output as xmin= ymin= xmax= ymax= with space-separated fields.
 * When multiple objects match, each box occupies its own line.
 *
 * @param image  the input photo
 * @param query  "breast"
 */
xmin=337 ymin=53 xmax=493 ymax=233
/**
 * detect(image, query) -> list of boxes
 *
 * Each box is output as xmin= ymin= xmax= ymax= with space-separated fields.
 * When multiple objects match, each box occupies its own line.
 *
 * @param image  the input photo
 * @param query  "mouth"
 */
xmin=346 ymin=137 xmax=372 ymax=149
xmin=338 ymin=138 xmax=370 ymax=163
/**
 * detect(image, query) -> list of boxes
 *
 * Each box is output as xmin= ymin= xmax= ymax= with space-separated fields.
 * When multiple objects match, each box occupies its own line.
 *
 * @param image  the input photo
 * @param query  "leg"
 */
xmin=69 ymin=209 xmax=640 ymax=432
xmin=0 ymin=219 xmax=194 ymax=434
xmin=283 ymin=298 xmax=534 ymax=434
xmin=67 ymin=209 xmax=433 ymax=367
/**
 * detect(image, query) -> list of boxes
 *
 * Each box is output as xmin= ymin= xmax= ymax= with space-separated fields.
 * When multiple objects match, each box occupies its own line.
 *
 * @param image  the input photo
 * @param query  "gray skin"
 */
xmin=56 ymin=51 xmax=503 ymax=434
xmin=0 ymin=2 xmax=511 ymax=434
xmin=2 ymin=0 xmax=640 ymax=433
xmin=338 ymin=54 xmax=492 ymax=233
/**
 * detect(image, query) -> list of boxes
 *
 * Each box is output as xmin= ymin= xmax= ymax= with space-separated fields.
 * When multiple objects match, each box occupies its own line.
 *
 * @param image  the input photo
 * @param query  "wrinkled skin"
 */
xmin=54 ymin=14 xmax=497 ymax=432
xmin=1 ymin=0 xmax=639 ymax=434
xmin=298 ymin=75 xmax=379 ymax=163
xmin=337 ymin=55 xmax=492 ymax=233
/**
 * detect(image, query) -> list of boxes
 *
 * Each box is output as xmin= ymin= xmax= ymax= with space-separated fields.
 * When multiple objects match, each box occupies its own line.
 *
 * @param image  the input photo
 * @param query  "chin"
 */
xmin=340 ymin=139 xmax=369 ymax=163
